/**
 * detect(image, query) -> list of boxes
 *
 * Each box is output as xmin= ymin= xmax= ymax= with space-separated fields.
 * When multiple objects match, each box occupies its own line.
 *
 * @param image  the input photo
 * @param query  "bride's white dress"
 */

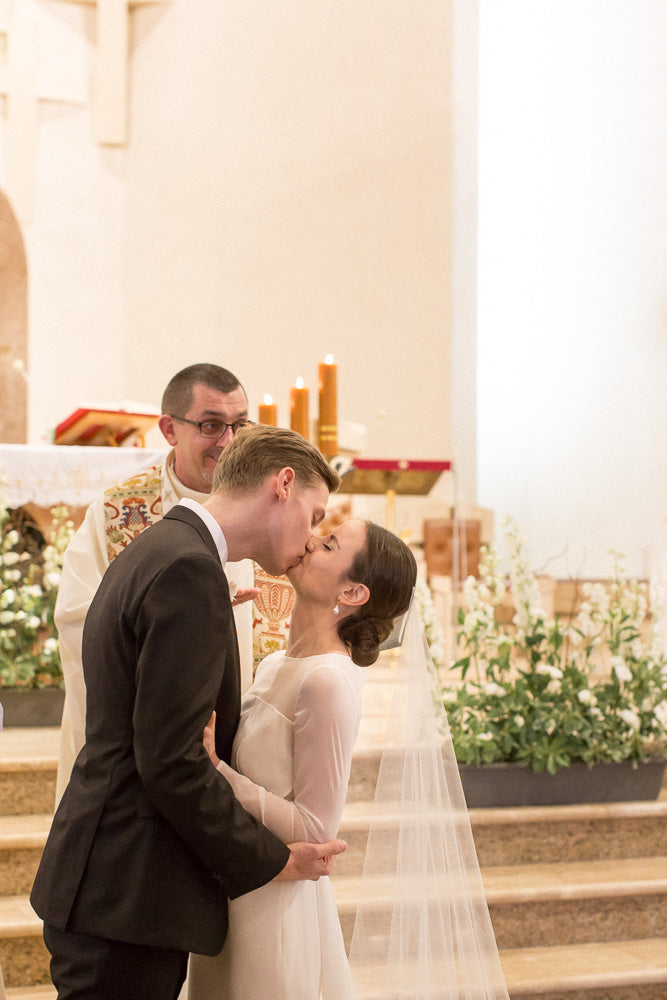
xmin=186 ymin=649 xmax=364 ymax=1000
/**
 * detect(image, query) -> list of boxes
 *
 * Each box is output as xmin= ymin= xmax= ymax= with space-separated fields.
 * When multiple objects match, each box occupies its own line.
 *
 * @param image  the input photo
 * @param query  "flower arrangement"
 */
xmin=0 ymin=492 xmax=74 ymax=689
xmin=443 ymin=518 xmax=667 ymax=774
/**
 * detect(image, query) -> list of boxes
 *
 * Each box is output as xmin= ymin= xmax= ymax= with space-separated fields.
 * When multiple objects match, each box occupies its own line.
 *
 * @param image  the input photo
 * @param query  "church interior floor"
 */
xmin=1 ymin=694 xmax=666 ymax=998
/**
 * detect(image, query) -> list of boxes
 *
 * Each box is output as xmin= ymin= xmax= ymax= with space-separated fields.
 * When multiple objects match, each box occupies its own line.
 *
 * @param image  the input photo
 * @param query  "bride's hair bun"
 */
xmin=337 ymin=616 xmax=394 ymax=668
xmin=336 ymin=522 xmax=417 ymax=668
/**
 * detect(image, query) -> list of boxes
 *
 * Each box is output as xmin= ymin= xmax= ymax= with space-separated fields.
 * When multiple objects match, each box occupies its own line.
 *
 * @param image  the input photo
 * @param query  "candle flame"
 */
xmin=324 ymin=354 xmax=335 ymax=365
xmin=295 ymin=376 xmax=304 ymax=389
xmin=263 ymin=393 xmax=273 ymax=405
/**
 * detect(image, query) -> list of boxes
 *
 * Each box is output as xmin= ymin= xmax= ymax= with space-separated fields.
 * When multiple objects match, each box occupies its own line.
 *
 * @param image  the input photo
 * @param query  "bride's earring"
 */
xmin=333 ymin=604 xmax=340 ymax=615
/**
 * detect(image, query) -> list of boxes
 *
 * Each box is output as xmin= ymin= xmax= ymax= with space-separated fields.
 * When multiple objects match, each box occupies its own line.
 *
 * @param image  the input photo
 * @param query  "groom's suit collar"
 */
xmin=164 ymin=503 xmax=226 ymax=565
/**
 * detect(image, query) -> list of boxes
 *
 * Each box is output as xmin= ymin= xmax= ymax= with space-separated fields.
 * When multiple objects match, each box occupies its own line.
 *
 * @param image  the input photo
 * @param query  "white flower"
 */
xmin=611 ymin=657 xmax=632 ymax=683
xmin=477 ymin=732 xmax=494 ymax=742
xmin=514 ymin=715 xmax=525 ymax=728
xmin=536 ymin=662 xmax=563 ymax=680
xmin=44 ymin=571 xmax=62 ymax=588
xmin=42 ymin=637 xmax=59 ymax=654
xmin=0 ymin=610 xmax=15 ymax=625
xmin=629 ymin=640 xmax=643 ymax=660
xmin=2 ymin=551 xmax=20 ymax=566
xmin=4 ymin=569 xmax=21 ymax=582
xmin=578 ymin=689 xmax=595 ymax=705
xmin=26 ymin=615 xmax=41 ymax=630
xmin=483 ymin=682 xmax=505 ymax=698
xmin=654 ymin=701 xmax=667 ymax=729
xmin=4 ymin=529 xmax=19 ymax=546
xmin=619 ymin=709 xmax=640 ymax=731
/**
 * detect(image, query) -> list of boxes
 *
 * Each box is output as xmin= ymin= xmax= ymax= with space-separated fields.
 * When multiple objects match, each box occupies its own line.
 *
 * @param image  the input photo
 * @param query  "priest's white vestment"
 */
xmin=54 ymin=450 xmax=253 ymax=803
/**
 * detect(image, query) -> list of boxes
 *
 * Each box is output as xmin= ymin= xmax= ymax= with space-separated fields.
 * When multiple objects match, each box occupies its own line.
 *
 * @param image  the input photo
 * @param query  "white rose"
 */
xmin=27 ymin=615 xmax=41 ymax=629
xmin=514 ymin=715 xmax=525 ymax=728
xmin=619 ymin=708 xmax=640 ymax=731
xmin=4 ymin=569 xmax=21 ymax=582
xmin=477 ymin=732 xmax=494 ymax=742
xmin=0 ymin=610 xmax=15 ymax=624
xmin=578 ymin=689 xmax=594 ymax=705
xmin=43 ymin=637 xmax=59 ymax=654
xmin=612 ymin=657 xmax=633 ymax=683
xmin=536 ymin=663 xmax=563 ymax=680
xmin=2 ymin=551 xmax=20 ymax=566
xmin=483 ymin=682 xmax=505 ymax=698
xmin=654 ymin=701 xmax=667 ymax=728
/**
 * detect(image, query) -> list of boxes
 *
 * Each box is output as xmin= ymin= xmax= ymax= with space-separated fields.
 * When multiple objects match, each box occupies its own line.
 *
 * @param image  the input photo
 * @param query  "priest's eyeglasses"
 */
xmin=168 ymin=415 xmax=254 ymax=439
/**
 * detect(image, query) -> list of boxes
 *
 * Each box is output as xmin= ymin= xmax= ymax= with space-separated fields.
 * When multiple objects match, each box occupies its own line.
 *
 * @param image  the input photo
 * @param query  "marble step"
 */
xmin=0 ymin=897 xmax=50 ymax=990
xmin=332 ymin=856 xmax=667 ymax=951
xmin=336 ymin=797 xmax=667 ymax=876
xmin=1 ymin=893 xmax=665 ymax=1000
xmin=6 ymin=988 xmax=56 ymax=1000
xmin=500 ymin=937 xmax=667 ymax=1000
xmin=349 ymin=938 xmax=667 ymax=1000
xmin=0 ymin=729 xmax=58 ymax=817
xmin=0 ymin=816 xmax=52 ymax=895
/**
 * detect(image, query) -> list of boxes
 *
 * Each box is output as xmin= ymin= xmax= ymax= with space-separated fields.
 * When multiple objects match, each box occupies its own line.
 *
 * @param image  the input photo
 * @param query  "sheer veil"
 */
xmin=347 ymin=599 xmax=509 ymax=1000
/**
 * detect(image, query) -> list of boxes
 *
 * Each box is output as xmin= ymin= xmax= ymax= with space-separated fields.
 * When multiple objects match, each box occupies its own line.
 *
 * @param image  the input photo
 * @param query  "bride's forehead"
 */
xmin=336 ymin=519 xmax=367 ymax=542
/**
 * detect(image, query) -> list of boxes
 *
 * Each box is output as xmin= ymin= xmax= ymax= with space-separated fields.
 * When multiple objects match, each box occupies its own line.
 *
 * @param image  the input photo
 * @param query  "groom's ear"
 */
xmin=339 ymin=582 xmax=370 ymax=609
xmin=274 ymin=467 xmax=296 ymax=502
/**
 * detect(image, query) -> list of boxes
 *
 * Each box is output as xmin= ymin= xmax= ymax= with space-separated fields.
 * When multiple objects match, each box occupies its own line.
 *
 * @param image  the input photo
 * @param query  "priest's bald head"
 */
xmin=158 ymin=364 xmax=250 ymax=494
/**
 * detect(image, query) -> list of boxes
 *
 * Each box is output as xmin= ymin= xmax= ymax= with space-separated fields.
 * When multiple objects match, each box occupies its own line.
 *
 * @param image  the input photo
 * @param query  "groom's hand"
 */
xmin=275 ymin=840 xmax=347 ymax=882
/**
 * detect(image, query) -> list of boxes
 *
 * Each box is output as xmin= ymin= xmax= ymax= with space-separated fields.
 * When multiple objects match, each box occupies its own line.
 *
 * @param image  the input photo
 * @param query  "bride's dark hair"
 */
xmin=336 ymin=521 xmax=417 ymax=667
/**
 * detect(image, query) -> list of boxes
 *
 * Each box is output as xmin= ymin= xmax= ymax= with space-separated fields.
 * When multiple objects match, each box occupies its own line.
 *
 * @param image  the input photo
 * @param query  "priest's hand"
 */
xmin=275 ymin=840 xmax=347 ymax=882
xmin=231 ymin=587 xmax=260 ymax=607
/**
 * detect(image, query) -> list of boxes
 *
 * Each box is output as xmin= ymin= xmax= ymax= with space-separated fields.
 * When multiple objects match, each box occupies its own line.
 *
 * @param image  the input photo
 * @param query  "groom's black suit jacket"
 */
xmin=31 ymin=505 xmax=288 ymax=956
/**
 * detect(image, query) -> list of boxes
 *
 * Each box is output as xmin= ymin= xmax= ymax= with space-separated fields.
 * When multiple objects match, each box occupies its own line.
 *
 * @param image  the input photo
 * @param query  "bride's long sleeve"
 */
xmin=217 ymin=665 xmax=361 ymax=845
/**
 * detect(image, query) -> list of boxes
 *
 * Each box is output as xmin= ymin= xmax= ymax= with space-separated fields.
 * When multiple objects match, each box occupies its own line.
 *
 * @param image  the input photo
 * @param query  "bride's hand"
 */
xmin=203 ymin=711 xmax=221 ymax=768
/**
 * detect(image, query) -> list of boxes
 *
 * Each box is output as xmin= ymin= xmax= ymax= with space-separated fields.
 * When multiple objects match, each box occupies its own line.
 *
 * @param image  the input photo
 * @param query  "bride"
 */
xmin=186 ymin=518 xmax=417 ymax=999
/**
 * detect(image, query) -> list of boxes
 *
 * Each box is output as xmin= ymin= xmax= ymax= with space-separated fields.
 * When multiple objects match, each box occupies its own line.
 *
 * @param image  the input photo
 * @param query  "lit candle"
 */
xmin=289 ymin=377 xmax=310 ymax=440
xmin=258 ymin=393 xmax=278 ymax=426
xmin=318 ymin=354 xmax=338 ymax=457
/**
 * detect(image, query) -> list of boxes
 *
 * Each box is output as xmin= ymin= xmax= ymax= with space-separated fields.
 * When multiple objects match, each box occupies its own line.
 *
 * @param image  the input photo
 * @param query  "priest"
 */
xmin=54 ymin=363 xmax=257 ymax=802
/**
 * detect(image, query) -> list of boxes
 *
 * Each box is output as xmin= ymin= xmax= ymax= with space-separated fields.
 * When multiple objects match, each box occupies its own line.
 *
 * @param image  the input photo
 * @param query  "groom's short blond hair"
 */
xmin=212 ymin=424 xmax=340 ymax=496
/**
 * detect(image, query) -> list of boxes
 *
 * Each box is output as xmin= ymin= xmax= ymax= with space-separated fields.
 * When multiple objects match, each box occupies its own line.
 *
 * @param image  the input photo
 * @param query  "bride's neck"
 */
xmin=286 ymin=598 xmax=348 ymax=658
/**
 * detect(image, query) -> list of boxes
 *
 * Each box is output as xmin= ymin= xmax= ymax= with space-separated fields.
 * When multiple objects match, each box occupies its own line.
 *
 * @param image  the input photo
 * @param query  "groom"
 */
xmin=31 ymin=425 xmax=343 ymax=1000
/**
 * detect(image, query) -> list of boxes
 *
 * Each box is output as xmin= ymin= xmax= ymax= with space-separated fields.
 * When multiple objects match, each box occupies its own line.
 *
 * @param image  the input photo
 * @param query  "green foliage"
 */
xmin=443 ymin=519 xmax=667 ymax=774
xmin=0 ymin=494 xmax=74 ymax=689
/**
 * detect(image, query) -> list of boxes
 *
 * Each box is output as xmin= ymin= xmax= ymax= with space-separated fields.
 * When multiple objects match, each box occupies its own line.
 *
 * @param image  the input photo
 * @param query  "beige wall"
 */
xmin=124 ymin=0 xmax=455 ymax=470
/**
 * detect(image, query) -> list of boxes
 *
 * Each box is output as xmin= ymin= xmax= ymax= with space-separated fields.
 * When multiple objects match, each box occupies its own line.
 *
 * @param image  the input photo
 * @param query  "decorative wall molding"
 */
xmin=0 ymin=11 xmax=85 ymax=221
xmin=54 ymin=0 xmax=168 ymax=146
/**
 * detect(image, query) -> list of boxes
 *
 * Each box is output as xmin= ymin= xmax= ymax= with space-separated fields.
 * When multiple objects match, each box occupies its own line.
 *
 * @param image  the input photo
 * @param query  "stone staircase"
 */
xmin=1 ymin=662 xmax=667 ymax=998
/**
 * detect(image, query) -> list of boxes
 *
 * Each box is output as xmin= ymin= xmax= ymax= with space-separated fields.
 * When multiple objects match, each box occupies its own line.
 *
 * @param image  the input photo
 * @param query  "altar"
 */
xmin=0 ymin=444 xmax=169 ymax=510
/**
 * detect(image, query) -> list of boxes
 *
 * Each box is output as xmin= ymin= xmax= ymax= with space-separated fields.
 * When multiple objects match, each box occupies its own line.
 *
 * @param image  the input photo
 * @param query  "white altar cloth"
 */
xmin=0 ymin=444 xmax=169 ymax=508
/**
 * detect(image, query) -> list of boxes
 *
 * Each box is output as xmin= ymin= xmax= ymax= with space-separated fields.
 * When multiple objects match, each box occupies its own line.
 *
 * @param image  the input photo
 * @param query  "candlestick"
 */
xmin=318 ymin=355 xmax=338 ymax=456
xmin=258 ymin=393 xmax=277 ymax=426
xmin=289 ymin=377 xmax=310 ymax=440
